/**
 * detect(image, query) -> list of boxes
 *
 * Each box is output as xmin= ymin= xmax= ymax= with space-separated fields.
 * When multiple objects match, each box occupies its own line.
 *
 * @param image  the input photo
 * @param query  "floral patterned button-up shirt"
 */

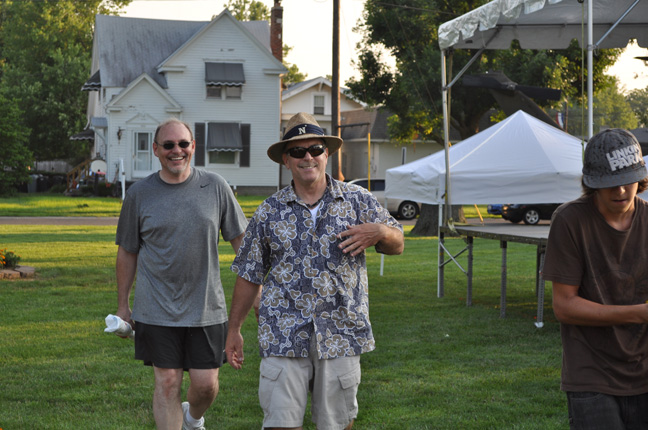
xmin=231 ymin=175 xmax=403 ymax=359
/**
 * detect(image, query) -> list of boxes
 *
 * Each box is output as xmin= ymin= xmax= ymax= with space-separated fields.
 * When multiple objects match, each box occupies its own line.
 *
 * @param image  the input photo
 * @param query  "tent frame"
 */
xmin=438 ymin=0 xmax=643 ymax=301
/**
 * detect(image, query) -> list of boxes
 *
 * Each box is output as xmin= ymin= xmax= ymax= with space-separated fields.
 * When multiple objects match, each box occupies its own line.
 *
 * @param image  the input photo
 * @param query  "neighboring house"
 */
xmin=278 ymin=77 xmax=365 ymax=186
xmin=340 ymin=107 xmax=443 ymax=181
xmin=76 ymin=9 xmax=286 ymax=195
xmin=630 ymin=127 xmax=648 ymax=156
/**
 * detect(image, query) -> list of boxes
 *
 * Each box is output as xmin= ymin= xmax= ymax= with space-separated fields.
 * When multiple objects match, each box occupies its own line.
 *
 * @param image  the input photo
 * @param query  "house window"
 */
xmin=208 ymin=122 xmax=241 ymax=165
xmin=207 ymin=86 xmax=222 ymax=98
xmin=209 ymin=151 xmax=237 ymax=164
xmin=225 ymin=86 xmax=242 ymax=99
xmin=314 ymin=95 xmax=325 ymax=115
xmin=205 ymin=62 xmax=245 ymax=100
xmin=194 ymin=122 xmax=251 ymax=168
xmin=134 ymin=132 xmax=153 ymax=171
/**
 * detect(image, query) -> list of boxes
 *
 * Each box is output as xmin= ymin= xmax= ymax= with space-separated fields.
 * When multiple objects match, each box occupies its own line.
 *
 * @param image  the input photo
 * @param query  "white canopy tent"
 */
xmin=437 ymin=0 xmax=648 ymax=214
xmin=639 ymin=156 xmax=648 ymax=201
xmin=384 ymin=109 xmax=584 ymax=304
xmin=385 ymin=110 xmax=584 ymax=205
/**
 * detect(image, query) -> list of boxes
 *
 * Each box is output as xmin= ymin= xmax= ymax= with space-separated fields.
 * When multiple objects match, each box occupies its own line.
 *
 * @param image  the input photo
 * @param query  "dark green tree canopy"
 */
xmin=627 ymin=87 xmax=648 ymax=127
xmin=0 ymin=92 xmax=32 ymax=196
xmin=348 ymin=0 xmax=621 ymax=142
xmin=0 ymin=0 xmax=131 ymax=163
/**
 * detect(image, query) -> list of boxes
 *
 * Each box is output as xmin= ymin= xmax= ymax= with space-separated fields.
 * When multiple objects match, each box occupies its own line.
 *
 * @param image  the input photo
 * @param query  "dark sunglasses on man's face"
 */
xmin=158 ymin=141 xmax=192 ymax=150
xmin=285 ymin=143 xmax=326 ymax=159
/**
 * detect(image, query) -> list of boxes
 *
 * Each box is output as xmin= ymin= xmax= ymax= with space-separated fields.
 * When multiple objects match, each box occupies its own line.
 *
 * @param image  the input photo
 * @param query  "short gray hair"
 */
xmin=153 ymin=119 xmax=193 ymax=143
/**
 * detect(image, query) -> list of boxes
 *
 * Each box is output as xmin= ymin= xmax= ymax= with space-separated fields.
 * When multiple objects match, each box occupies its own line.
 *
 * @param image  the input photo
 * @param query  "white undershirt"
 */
xmin=308 ymin=201 xmax=321 ymax=222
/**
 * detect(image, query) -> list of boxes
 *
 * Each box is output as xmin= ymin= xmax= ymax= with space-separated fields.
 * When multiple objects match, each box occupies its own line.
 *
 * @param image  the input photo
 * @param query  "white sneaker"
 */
xmin=181 ymin=401 xmax=206 ymax=430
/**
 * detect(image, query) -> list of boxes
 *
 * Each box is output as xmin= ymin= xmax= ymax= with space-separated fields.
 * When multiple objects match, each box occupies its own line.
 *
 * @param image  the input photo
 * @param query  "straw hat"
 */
xmin=267 ymin=112 xmax=343 ymax=164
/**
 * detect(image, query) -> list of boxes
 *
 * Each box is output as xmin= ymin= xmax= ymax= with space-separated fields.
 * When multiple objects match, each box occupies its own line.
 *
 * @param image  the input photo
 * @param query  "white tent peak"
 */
xmin=385 ymin=110 xmax=584 ymax=205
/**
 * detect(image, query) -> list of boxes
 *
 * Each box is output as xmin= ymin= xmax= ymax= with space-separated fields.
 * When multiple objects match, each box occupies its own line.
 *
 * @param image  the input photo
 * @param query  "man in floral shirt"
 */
xmin=226 ymin=112 xmax=404 ymax=430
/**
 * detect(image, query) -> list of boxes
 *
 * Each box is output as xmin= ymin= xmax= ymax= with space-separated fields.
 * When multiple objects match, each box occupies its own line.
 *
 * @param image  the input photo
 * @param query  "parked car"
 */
xmin=347 ymin=178 xmax=422 ymax=220
xmin=501 ymin=203 xmax=561 ymax=225
xmin=487 ymin=204 xmax=503 ymax=215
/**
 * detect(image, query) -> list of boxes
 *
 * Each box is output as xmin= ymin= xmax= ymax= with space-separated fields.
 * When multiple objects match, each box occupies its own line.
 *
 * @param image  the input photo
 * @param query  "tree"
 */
xmin=0 ymin=91 xmax=32 ymax=195
xmin=0 ymin=0 xmax=131 ymax=163
xmin=282 ymin=45 xmax=307 ymax=86
xmin=351 ymin=0 xmax=620 ymax=142
xmin=224 ymin=0 xmax=269 ymax=21
xmin=349 ymin=0 xmax=620 ymax=235
xmin=627 ymin=87 xmax=648 ymax=127
xmin=224 ymin=0 xmax=306 ymax=85
xmin=550 ymin=77 xmax=639 ymax=136
xmin=591 ymin=78 xmax=638 ymax=131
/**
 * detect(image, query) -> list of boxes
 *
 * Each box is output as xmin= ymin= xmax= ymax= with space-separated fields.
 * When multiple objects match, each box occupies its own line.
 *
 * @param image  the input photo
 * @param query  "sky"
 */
xmin=121 ymin=0 xmax=648 ymax=93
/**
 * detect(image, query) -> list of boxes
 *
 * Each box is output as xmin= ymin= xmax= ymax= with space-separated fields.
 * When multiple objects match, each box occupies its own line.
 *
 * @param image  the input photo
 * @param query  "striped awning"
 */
xmin=69 ymin=129 xmax=95 ymax=141
xmin=207 ymin=123 xmax=242 ymax=152
xmin=81 ymin=70 xmax=101 ymax=91
xmin=205 ymin=63 xmax=245 ymax=86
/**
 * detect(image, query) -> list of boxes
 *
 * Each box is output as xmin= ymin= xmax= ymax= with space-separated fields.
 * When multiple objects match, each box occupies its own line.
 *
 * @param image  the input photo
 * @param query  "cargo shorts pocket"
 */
xmin=338 ymin=366 xmax=361 ymax=416
xmin=259 ymin=360 xmax=283 ymax=410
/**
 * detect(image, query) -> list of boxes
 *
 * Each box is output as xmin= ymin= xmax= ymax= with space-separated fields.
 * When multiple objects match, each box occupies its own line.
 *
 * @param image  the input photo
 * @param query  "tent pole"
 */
xmin=441 ymin=50 xmax=451 ymax=223
xmin=587 ymin=0 xmax=593 ymax=138
xmin=437 ymin=203 xmax=443 ymax=298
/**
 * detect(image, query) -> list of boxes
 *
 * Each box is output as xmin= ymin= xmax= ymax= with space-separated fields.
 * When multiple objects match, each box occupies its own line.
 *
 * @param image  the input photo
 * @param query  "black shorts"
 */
xmin=134 ymin=322 xmax=228 ymax=370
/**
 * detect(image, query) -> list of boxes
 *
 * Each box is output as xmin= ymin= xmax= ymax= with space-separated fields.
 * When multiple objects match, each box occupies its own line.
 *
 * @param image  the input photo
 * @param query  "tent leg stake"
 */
xmin=535 ymin=247 xmax=546 ymax=328
xmin=467 ymin=236 xmax=473 ymax=306
xmin=500 ymin=240 xmax=507 ymax=318
xmin=438 ymin=231 xmax=445 ymax=298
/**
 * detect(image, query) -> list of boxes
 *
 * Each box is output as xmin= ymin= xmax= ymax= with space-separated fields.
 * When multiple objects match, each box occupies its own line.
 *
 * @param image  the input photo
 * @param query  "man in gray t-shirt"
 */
xmin=115 ymin=119 xmax=247 ymax=430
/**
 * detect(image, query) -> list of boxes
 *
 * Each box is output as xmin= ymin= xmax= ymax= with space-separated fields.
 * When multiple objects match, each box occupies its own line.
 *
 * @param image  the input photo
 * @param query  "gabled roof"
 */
xmin=283 ymin=76 xmax=362 ymax=104
xmin=92 ymin=12 xmax=272 ymax=89
xmin=106 ymin=73 xmax=182 ymax=113
xmin=158 ymin=9 xmax=282 ymax=74
xmin=340 ymin=108 xmax=391 ymax=141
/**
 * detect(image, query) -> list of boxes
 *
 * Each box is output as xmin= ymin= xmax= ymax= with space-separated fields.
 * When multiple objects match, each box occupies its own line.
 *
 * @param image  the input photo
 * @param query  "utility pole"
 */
xmin=332 ymin=0 xmax=343 ymax=181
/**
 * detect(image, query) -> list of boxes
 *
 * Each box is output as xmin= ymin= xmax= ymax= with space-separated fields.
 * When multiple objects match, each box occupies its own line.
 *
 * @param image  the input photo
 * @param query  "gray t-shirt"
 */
xmin=116 ymin=168 xmax=247 ymax=327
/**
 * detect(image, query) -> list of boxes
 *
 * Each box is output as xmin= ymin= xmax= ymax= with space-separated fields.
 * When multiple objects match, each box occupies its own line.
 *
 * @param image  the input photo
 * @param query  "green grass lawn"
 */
xmin=0 ymin=193 xmax=266 ymax=218
xmin=0 ymin=196 xmax=565 ymax=429
xmin=0 ymin=193 xmax=499 ymax=221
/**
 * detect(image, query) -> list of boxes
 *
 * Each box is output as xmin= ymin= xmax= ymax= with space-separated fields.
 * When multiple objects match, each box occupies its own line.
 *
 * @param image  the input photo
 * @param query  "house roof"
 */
xmin=283 ymin=76 xmax=362 ymax=104
xmin=339 ymin=107 xmax=496 ymax=143
xmin=340 ymin=108 xmax=390 ymax=141
xmin=90 ymin=13 xmax=271 ymax=89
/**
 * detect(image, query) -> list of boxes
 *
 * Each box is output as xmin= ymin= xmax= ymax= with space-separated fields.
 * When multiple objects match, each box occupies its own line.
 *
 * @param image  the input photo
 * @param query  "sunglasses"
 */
xmin=158 ymin=141 xmax=192 ymax=150
xmin=285 ymin=143 xmax=326 ymax=159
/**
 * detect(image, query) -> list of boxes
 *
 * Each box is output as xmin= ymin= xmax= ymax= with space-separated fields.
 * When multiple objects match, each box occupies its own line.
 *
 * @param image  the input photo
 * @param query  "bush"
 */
xmin=0 ymin=249 xmax=21 ymax=269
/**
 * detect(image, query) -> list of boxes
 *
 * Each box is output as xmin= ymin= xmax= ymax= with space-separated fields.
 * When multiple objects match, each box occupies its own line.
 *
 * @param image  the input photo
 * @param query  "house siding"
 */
xmin=161 ymin=17 xmax=281 ymax=188
xmin=85 ymin=11 xmax=285 ymax=194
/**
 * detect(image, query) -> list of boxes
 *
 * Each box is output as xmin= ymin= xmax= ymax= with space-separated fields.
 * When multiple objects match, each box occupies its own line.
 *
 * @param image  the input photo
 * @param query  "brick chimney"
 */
xmin=271 ymin=0 xmax=283 ymax=62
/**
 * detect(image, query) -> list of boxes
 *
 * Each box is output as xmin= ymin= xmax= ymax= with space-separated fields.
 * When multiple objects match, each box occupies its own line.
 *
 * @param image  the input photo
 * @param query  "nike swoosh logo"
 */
xmin=200 ymin=184 xmax=209 ymax=188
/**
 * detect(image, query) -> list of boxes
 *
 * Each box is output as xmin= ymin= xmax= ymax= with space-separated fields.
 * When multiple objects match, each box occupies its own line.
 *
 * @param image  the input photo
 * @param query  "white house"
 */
xmin=77 ymin=9 xmax=286 ymax=195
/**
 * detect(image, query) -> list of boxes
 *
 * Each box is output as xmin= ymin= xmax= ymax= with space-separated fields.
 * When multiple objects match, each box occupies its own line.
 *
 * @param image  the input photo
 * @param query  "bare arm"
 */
xmin=225 ymin=275 xmax=263 ymax=370
xmin=116 ymin=246 xmax=138 ymax=326
xmin=229 ymin=232 xmax=244 ymax=255
xmin=337 ymin=223 xmax=404 ymax=257
xmin=552 ymin=281 xmax=648 ymax=326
